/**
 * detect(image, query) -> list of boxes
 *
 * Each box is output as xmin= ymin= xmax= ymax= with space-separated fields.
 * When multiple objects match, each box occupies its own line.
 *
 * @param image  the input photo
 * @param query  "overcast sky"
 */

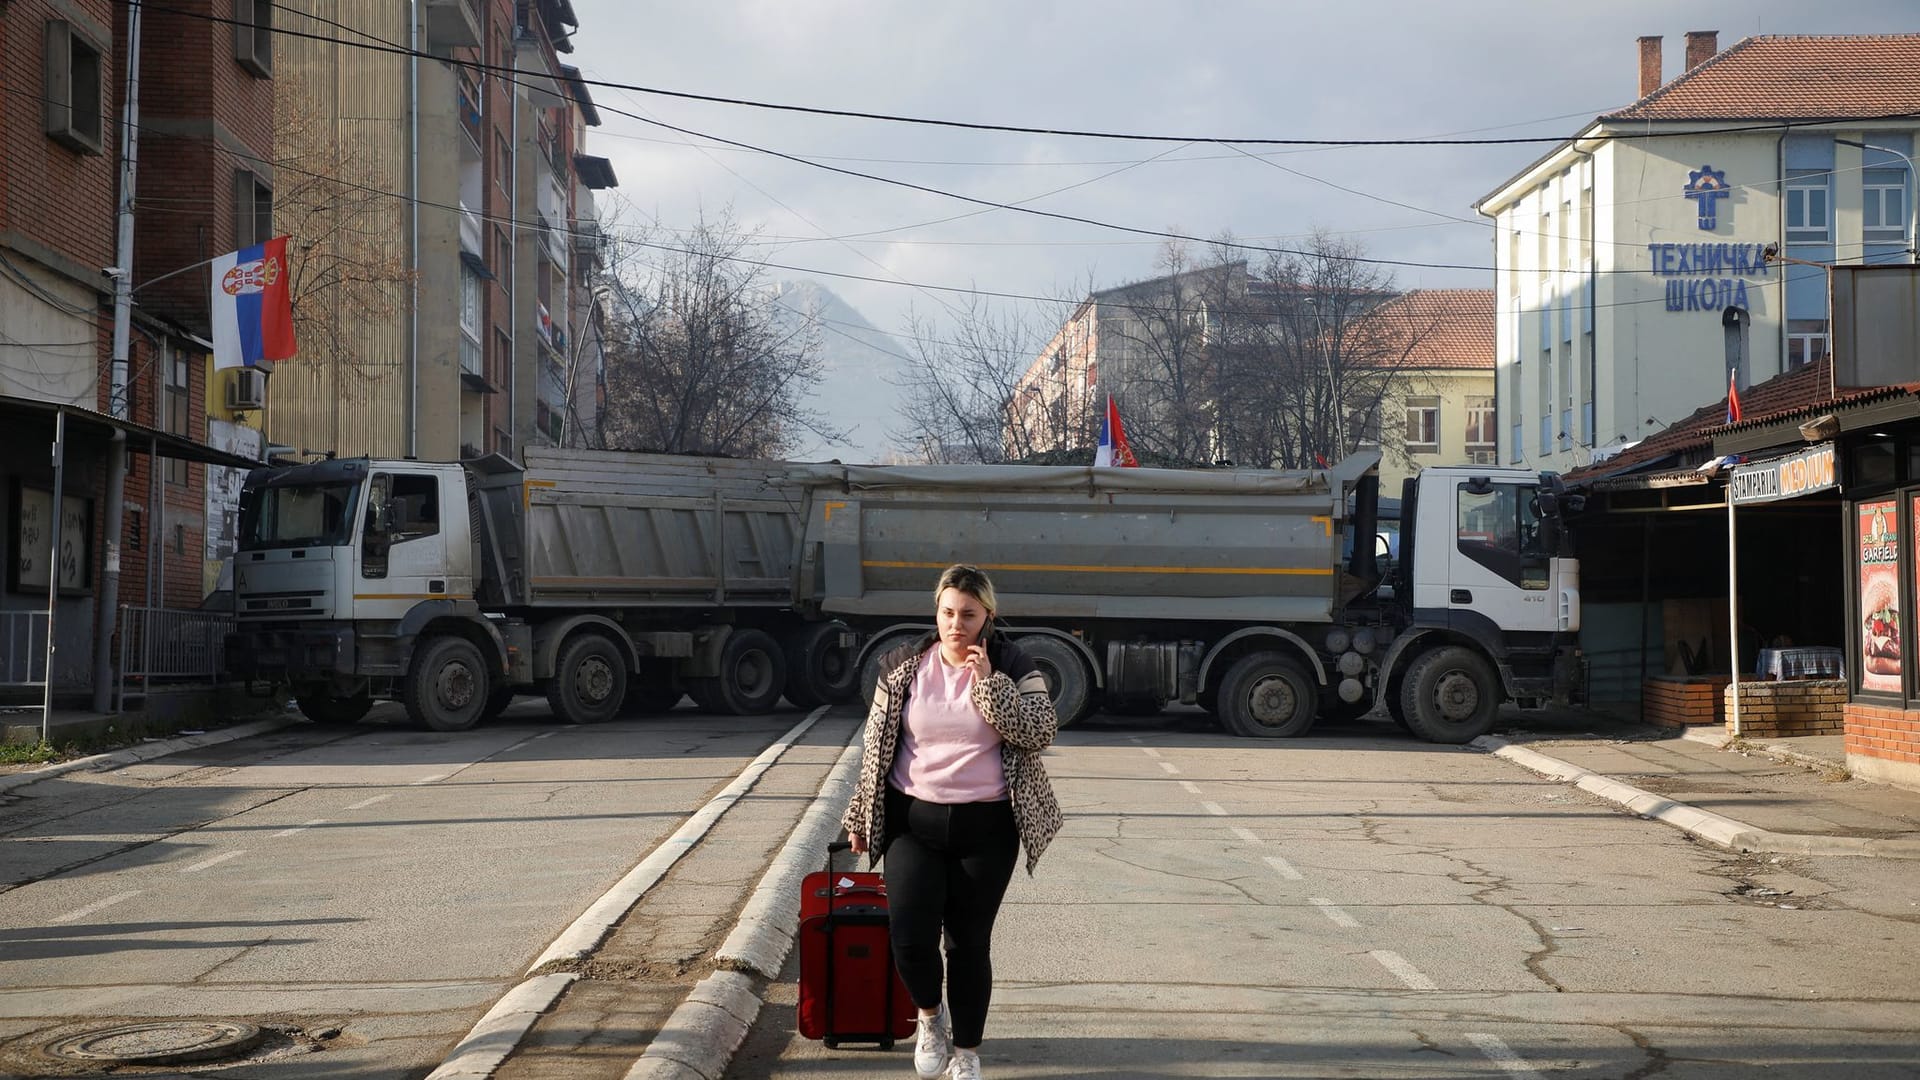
xmin=566 ymin=1 xmax=1915 ymax=455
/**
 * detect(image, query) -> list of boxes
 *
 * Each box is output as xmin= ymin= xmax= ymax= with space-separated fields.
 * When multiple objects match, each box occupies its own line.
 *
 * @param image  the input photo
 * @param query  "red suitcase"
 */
xmin=796 ymin=841 xmax=916 ymax=1049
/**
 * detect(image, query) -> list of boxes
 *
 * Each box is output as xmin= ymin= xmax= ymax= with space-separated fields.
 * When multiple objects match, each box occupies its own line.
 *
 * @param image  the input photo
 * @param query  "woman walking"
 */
xmin=844 ymin=564 xmax=1062 ymax=1080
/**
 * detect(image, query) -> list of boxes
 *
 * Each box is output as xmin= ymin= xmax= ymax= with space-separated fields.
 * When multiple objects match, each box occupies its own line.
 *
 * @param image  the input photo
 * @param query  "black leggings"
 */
xmin=882 ymin=785 xmax=1019 ymax=1049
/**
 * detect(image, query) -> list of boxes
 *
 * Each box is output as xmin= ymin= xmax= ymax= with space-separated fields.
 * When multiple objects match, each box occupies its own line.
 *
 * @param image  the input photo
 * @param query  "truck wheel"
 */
xmin=621 ymin=663 xmax=684 ymax=716
xmin=1018 ymin=635 xmax=1093 ymax=729
xmin=782 ymin=621 xmax=858 ymax=708
xmin=297 ymin=690 xmax=372 ymax=726
xmin=480 ymin=686 xmax=517 ymax=721
xmin=546 ymin=633 xmax=628 ymax=725
xmin=1217 ymin=651 xmax=1318 ymax=739
xmin=859 ymin=631 xmax=923 ymax=708
xmin=700 ymin=628 xmax=786 ymax=715
xmin=1399 ymin=646 xmax=1499 ymax=744
xmin=404 ymin=635 xmax=491 ymax=732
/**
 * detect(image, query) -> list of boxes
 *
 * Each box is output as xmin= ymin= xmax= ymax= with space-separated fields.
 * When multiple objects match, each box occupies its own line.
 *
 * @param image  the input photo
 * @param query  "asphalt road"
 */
xmin=0 ymin=700 xmax=808 ymax=1078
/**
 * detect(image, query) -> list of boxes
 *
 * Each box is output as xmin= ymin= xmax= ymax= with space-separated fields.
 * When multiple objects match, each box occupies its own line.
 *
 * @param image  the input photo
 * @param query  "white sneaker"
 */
xmin=947 ymin=1047 xmax=982 ymax=1080
xmin=912 ymin=1004 xmax=952 ymax=1079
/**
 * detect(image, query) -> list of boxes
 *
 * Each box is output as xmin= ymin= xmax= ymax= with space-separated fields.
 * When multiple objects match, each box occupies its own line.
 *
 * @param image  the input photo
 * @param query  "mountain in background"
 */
xmin=771 ymin=280 xmax=905 ymax=463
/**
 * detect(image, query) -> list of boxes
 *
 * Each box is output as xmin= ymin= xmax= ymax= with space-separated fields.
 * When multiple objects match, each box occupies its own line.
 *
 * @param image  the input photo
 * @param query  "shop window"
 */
xmin=1853 ymin=441 xmax=1898 ymax=490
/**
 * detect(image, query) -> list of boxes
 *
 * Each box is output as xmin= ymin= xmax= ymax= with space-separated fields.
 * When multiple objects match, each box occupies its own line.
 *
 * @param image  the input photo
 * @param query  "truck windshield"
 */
xmin=238 ymin=481 xmax=361 ymax=550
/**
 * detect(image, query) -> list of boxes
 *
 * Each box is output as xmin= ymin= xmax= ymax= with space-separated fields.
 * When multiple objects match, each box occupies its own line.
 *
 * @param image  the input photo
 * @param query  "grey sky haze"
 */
xmin=567 ymin=1 xmax=1917 ymax=457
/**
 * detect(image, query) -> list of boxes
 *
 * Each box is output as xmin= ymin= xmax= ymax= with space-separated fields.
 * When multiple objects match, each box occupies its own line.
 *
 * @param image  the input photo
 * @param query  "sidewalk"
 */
xmin=1482 ymin=713 xmax=1920 ymax=859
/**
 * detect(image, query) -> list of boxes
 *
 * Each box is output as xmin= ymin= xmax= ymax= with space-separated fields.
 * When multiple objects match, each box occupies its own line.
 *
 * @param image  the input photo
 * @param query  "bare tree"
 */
xmin=1095 ymin=242 xmax=1239 ymax=466
xmin=597 ymin=213 xmax=839 ymax=458
xmin=270 ymin=70 xmax=413 ymax=381
xmin=889 ymin=295 xmax=1080 ymax=463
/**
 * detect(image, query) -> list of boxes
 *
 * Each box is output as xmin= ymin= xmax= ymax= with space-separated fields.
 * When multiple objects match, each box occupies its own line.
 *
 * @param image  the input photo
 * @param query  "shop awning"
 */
xmin=3 ymin=395 xmax=261 ymax=469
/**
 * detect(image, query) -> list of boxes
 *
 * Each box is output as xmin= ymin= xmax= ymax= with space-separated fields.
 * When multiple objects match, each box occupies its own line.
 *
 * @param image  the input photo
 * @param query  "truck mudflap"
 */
xmin=226 ymin=625 xmax=357 ymax=681
xmin=1497 ymin=647 xmax=1587 ymax=707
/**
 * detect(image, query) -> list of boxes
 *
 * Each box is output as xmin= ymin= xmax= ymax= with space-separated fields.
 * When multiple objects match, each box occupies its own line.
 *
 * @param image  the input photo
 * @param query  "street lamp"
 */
xmin=1836 ymin=138 xmax=1918 ymax=260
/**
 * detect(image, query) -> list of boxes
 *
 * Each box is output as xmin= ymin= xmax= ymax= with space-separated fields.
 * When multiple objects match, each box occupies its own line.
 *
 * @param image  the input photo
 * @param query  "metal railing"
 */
xmin=116 ymin=605 xmax=236 ymax=712
xmin=1 ymin=610 xmax=49 ymax=689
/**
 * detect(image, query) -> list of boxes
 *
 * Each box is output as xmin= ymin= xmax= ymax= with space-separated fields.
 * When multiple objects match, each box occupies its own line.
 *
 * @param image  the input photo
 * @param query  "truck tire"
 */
xmin=782 ymin=621 xmax=858 ymax=708
xmin=481 ymin=686 xmax=517 ymax=721
xmin=1018 ymin=635 xmax=1093 ymax=729
xmin=1399 ymin=646 xmax=1499 ymax=744
xmin=859 ymin=630 xmax=923 ymax=707
xmin=546 ymin=633 xmax=628 ymax=725
xmin=403 ymin=635 xmax=492 ymax=732
xmin=1217 ymin=651 xmax=1318 ymax=739
xmin=621 ymin=662 xmax=683 ymax=716
xmin=297 ymin=690 xmax=372 ymax=726
xmin=692 ymin=628 xmax=786 ymax=715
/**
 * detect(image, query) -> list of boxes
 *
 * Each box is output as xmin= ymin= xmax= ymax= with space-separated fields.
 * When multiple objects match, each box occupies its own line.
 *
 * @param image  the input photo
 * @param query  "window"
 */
xmin=1457 ymin=482 xmax=1549 ymax=590
xmin=1786 ymin=170 xmax=1830 ymax=243
xmin=1787 ymin=319 xmax=1830 ymax=369
xmin=460 ymin=263 xmax=483 ymax=376
xmin=361 ymin=473 xmax=439 ymax=579
xmin=496 ymin=132 xmax=513 ymax=193
xmin=1404 ymin=397 xmax=1440 ymax=453
xmin=233 ymin=0 xmax=272 ymax=77
xmin=42 ymin=20 xmax=104 ymax=154
xmin=1464 ymin=396 xmax=1496 ymax=451
xmin=165 ymin=349 xmax=192 ymax=485
xmin=233 ymin=170 xmax=273 ymax=248
xmin=1349 ymin=404 xmax=1381 ymax=448
xmin=495 ymin=225 xmax=512 ymax=282
xmin=1864 ymin=167 xmax=1909 ymax=244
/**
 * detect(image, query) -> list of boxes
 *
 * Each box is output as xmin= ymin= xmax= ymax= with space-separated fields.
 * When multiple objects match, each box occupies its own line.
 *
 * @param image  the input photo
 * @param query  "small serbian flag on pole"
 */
xmin=1094 ymin=394 xmax=1138 ymax=467
xmin=211 ymin=235 xmax=296 ymax=370
xmin=1726 ymin=367 xmax=1742 ymax=424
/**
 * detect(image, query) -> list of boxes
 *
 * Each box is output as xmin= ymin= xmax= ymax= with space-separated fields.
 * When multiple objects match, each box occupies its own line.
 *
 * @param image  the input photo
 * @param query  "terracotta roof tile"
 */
xmin=1605 ymin=35 xmax=1920 ymax=122
xmin=1367 ymin=289 xmax=1495 ymax=370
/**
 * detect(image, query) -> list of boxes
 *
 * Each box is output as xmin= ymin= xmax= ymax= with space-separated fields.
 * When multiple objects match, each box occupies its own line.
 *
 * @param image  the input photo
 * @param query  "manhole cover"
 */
xmin=41 ymin=1020 xmax=264 ymax=1065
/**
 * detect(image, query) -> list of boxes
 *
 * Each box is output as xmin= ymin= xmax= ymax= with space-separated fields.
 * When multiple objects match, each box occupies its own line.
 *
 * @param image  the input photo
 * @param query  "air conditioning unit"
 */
xmin=1467 ymin=449 xmax=1498 ymax=466
xmin=226 ymin=367 xmax=266 ymax=410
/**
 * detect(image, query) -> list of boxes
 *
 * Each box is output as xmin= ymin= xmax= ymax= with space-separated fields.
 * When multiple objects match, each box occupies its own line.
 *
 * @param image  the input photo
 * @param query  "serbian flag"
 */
xmin=211 ymin=236 xmax=296 ymax=370
xmin=1725 ymin=367 xmax=1742 ymax=424
xmin=1094 ymin=395 xmax=1138 ymax=467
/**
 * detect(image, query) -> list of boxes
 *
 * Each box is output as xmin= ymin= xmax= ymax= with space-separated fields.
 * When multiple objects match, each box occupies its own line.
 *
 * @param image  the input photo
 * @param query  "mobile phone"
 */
xmin=976 ymin=615 xmax=994 ymax=646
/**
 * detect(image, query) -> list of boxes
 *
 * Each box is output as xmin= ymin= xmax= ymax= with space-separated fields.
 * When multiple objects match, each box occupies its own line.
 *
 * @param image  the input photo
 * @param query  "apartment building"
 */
xmin=1475 ymin=32 xmax=1920 ymax=473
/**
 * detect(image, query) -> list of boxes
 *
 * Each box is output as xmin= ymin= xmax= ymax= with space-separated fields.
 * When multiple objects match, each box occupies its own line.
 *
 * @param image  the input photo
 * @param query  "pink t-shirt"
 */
xmin=889 ymin=647 xmax=1008 ymax=803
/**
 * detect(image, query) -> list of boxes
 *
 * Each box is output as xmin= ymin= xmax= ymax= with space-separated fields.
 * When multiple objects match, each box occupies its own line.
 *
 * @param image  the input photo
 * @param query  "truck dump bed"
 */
xmin=789 ymin=453 xmax=1378 ymax=626
xmin=472 ymin=449 xmax=809 ymax=609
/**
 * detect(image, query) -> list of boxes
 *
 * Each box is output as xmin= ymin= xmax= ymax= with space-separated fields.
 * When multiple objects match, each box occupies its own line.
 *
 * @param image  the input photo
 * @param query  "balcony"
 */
xmin=459 ymin=201 xmax=483 ymax=256
xmin=424 ymin=0 xmax=480 ymax=51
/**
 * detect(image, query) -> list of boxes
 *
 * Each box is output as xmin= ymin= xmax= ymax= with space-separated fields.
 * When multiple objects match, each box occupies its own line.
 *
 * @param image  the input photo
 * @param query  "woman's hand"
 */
xmin=965 ymin=643 xmax=993 ymax=681
xmin=849 ymin=832 xmax=868 ymax=855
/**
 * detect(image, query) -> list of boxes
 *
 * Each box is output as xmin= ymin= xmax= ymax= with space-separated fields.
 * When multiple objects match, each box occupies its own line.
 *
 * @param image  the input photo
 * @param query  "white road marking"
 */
xmin=1465 ymin=1033 xmax=1546 ymax=1078
xmin=1179 ymin=780 xmax=1203 ymax=795
xmin=532 ymin=731 xmax=556 ymax=740
xmin=1200 ymin=801 xmax=1228 ymax=816
xmin=343 ymin=794 xmax=392 ymax=811
xmin=51 ymin=890 xmax=141 ymax=924
xmin=1310 ymin=898 xmax=1360 ymax=928
xmin=1158 ymin=761 xmax=1180 ymax=775
xmin=1264 ymin=855 xmax=1303 ymax=880
xmin=1140 ymin=747 xmax=1162 ymax=758
xmin=271 ymin=819 xmax=326 ymax=838
xmin=181 ymin=850 xmax=247 ymax=873
xmin=1232 ymin=826 xmax=1262 ymax=844
xmin=1370 ymin=949 xmax=1437 ymax=990
xmin=1126 ymin=736 xmax=1144 ymax=744
xmin=409 ymin=773 xmax=449 ymax=786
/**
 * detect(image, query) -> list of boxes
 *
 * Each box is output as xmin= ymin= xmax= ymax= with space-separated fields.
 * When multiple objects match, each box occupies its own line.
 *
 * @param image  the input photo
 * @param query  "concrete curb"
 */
xmin=1473 ymin=736 xmax=1920 ymax=860
xmin=621 ymin=971 xmax=763 ymax=1080
xmin=1678 ymin=726 xmax=1849 ymax=775
xmin=425 ymin=973 xmax=577 ymax=1079
xmin=0 ymin=716 xmax=299 ymax=795
xmin=525 ymin=706 xmax=827 ymax=973
xmin=713 ymin=740 xmax=862 ymax=977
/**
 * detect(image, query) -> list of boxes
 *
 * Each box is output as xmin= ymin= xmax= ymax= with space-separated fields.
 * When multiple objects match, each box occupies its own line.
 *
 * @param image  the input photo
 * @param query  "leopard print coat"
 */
xmin=842 ymin=635 xmax=1063 ymax=875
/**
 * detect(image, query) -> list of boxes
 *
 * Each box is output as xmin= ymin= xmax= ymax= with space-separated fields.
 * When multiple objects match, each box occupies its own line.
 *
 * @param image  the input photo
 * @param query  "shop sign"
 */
xmin=1859 ymin=499 xmax=1901 ymax=694
xmin=1729 ymin=443 xmax=1837 ymax=504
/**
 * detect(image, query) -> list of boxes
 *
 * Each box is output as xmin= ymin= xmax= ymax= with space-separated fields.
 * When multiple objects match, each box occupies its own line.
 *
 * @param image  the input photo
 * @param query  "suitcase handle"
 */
xmin=828 ymin=840 xmax=852 ymax=854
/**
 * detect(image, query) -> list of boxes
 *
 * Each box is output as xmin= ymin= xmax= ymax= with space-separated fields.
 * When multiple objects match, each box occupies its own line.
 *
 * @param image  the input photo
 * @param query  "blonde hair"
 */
xmin=934 ymin=563 xmax=998 ymax=616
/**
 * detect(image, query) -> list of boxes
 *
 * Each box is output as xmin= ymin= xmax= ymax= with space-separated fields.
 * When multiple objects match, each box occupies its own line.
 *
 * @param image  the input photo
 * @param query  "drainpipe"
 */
xmin=1776 ymin=128 xmax=1789 ymax=383
xmin=507 ymin=48 xmax=519 ymax=460
xmin=96 ymin=0 xmax=143 ymax=713
xmin=408 ymin=0 xmax=420 ymax=458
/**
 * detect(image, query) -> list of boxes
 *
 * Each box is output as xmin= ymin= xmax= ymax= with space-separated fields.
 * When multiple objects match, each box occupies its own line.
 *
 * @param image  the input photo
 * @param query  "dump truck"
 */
xmin=224 ymin=449 xmax=858 ymax=730
xmin=789 ymin=450 xmax=1584 ymax=743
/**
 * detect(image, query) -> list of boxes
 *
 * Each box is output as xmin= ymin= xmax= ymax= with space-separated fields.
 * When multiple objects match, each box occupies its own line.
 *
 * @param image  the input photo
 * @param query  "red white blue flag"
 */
xmin=1094 ymin=395 xmax=1138 ymax=468
xmin=211 ymin=236 xmax=296 ymax=370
